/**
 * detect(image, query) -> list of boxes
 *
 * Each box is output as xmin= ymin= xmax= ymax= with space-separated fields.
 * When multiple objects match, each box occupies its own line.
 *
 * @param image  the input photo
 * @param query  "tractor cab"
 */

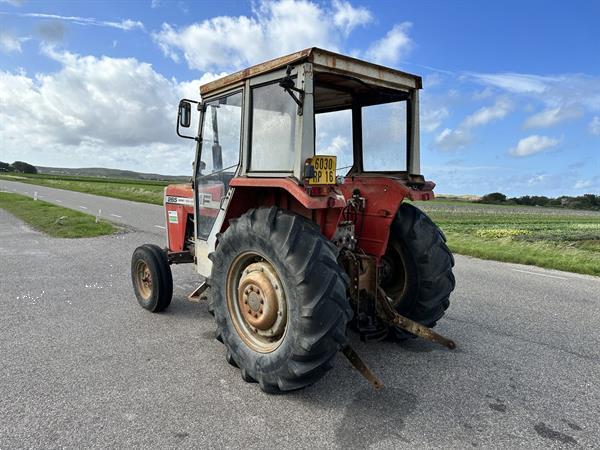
xmin=132 ymin=48 xmax=455 ymax=394
xmin=174 ymin=48 xmax=433 ymax=275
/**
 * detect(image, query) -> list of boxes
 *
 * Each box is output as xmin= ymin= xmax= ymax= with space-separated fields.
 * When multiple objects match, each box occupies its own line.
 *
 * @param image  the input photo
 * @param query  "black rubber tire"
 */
xmin=382 ymin=203 xmax=455 ymax=336
xmin=208 ymin=207 xmax=352 ymax=394
xmin=131 ymin=244 xmax=173 ymax=312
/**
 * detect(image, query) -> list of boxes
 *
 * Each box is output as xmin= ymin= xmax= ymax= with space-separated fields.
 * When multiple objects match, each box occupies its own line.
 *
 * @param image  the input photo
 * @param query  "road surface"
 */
xmin=1 ymin=181 xmax=599 ymax=448
xmin=0 ymin=179 xmax=166 ymax=235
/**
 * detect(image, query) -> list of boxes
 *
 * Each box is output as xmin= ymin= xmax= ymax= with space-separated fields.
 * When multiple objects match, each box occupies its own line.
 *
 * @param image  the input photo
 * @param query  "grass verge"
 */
xmin=0 ymin=192 xmax=117 ymax=238
xmin=0 ymin=173 xmax=166 ymax=205
xmin=415 ymin=200 xmax=600 ymax=276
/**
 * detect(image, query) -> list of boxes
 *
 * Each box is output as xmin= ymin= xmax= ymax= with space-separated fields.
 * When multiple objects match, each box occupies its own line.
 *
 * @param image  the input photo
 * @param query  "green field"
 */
xmin=0 ymin=173 xmax=167 ymax=205
xmin=0 ymin=192 xmax=116 ymax=238
xmin=2 ymin=172 xmax=598 ymax=275
xmin=415 ymin=200 xmax=600 ymax=276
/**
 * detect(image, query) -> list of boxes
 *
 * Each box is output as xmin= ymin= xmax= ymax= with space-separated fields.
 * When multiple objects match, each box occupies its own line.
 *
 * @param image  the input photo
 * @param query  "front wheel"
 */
xmin=131 ymin=244 xmax=173 ymax=312
xmin=209 ymin=207 xmax=352 ymax=393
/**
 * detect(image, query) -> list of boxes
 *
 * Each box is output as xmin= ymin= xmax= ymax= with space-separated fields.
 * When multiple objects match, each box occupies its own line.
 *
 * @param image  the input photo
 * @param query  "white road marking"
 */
xmin=511 ymin=269 xmax=568 ymax=280
xmin=78 ymin=205 xmax=88 ymax=210
xmin=110 ymin=213 xmax=122 ymax=218
xmin=55 ymin=199 xmax=63 ymax=203
xmin=154 ymin=225 xmax=166 ymax=229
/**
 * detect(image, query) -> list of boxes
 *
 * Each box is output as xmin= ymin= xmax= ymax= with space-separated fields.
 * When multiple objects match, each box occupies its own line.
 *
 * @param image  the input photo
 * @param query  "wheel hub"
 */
xmin=136 ymin=261 xmax=152 ymax=300
xmin=237 ymin=262 xmax=285 ymax=337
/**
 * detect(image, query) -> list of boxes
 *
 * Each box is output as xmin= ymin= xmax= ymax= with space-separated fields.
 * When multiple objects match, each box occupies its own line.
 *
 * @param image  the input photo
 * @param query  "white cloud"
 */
xmin=152 ymin=1 xmax=415 ymax=74
xmin=5 ymin=12 xmax=144 ymax=31
xmin=469 ymin=72 xmax=550 ymax=94
xmin=523 ymin=106 xmax=582 ymax=128
xmin=527 ymin=174 xmax=548 ymax=185
xmin=177 ymin=72 xmax=227 ymax=99
xmin=434 ymin=128 xmax=472 ymax=151
xmin=508 ymin=135 xmax=560 ymax=157
xmin=153 ymin=0 xmax=364 ymax=72
xmin=0 ymin=48 xmax=199 ymax=174
xmin=0 ymin=31 xmax=27 ymax=53
xmin=0 ymin=0 xmax=26 ymax=5
xmin=461 ymin=97 xmax=511 ymax=128
xmin=430 ymin=97 xmax=511 ymax=149
xmin=365 ymin=22 xmax=413 ymax=66
xmin=589 ymin=116 xmax=600 ymax=135
xmin=472 ymin=87 xmax=494 ymax=100
xmin=421 ymin=106 xmax=449 ymax=133
xmin=470 ymin=72 xmax=600 ymax=125
xmin=574 ymin=179 xmax=592 ymax=189
xmin=332 ymin=0 xmax=372 ymax=36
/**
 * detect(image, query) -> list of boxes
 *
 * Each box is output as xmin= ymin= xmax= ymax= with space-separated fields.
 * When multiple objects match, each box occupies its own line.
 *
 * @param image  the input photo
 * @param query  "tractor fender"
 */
xmin=229 ymin=177 xmax=345 ymax=209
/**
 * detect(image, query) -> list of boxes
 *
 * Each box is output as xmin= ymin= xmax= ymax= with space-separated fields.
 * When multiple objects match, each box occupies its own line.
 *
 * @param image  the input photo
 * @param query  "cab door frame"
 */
xmin=193 ymin=89 xmax=244 ymax=277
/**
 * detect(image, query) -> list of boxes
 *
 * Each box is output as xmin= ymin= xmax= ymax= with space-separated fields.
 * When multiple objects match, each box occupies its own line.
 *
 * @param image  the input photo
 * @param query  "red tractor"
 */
xmin=131 ymin=48 xmax=455 ymax=393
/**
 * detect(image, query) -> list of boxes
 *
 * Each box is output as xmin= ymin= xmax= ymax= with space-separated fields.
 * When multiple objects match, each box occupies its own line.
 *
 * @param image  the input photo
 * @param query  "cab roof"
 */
xmin=199 ymin=47 xmax=422 ymax=97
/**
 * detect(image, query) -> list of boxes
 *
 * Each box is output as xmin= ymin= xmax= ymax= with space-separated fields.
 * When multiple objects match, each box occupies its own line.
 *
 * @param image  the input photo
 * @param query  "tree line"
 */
xmin=479 ymin=192 xmax=600 ymax=211
xmin=0 ymin=161 xmax=38 ymax=174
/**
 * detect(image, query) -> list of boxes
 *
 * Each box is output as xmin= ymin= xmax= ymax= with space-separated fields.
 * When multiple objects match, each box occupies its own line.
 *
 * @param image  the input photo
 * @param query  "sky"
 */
xmin=0 ymin=0 xmax=599 ymax=196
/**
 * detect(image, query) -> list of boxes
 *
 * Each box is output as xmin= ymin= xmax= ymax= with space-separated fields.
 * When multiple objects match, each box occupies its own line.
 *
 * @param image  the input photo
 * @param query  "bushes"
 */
xmin=478 ymin=192 xmax=600 ymax=211
xmin=0 ymin=160 xmax=38 ymax=174
xmin=480 ymin=192 xmax=507 ymax=204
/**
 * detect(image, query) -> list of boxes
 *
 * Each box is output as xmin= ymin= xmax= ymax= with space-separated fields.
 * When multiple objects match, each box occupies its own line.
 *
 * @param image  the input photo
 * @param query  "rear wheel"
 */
xmin=131 ymin=244 xmax=173 ymax=312
xmin=209 ymin=207 xmax=352 ymax=393
xmin=380 ymin=203 xmax=455 ymax=336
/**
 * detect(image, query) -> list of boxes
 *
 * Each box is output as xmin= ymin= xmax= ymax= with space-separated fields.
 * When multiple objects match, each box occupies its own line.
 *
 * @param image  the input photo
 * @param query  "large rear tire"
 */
xmin=380 ymin=203 xmax=455 ymax=336
xmin=209 ymin=207 xmax=352 ymax=393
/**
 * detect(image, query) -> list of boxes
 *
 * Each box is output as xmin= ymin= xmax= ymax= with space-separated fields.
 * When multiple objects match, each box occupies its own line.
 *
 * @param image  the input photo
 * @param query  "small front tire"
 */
xmin=131 ymin=244 xmax=173 ymax=312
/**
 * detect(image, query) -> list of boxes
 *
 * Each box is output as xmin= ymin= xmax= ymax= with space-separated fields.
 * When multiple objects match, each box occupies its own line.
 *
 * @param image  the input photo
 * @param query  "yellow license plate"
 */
xmin=309 ymin=155 xmax=337 ymax=185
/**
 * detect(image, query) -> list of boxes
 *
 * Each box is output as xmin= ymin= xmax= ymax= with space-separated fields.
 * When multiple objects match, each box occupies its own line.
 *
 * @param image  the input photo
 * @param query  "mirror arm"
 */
xmin=279 ymin=65 xmax=305 ymax=115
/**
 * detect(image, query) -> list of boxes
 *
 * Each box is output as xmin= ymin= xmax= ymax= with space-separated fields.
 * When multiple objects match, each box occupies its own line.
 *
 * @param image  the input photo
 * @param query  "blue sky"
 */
xmin=0 ymin=0 xmax=598 ymax=196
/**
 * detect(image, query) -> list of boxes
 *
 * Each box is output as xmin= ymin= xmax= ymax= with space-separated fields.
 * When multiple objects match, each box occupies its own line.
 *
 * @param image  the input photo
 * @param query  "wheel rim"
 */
xmin=226 ymin=252 xmax=287 ymax=353
xmin=380 ymin=240 xmax=408 ymax=305
xmin=135 ymin=260 xmax=153 ymax=300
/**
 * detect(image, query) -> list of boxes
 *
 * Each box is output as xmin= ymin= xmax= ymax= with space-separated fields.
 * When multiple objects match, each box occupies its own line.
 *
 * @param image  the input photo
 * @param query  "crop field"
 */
xmin=0 ymin=173 xmax=166 ymax=205
xmin=415 ymin=200 xmax=600 ymax=276
xmin=2 ymin=173 xmax=598 ymax=275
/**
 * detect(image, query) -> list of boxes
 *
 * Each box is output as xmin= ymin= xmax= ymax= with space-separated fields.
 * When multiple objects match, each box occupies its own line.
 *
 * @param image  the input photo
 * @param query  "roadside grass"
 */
xmin=0 ymin=192 xmax=116 ymax=238
xmin=415 ymin=200 xmax=600 ymax=276
xmin=0 ymin=173 xmax=167 ymax=205
xmin=2 ymin=172 xmax=599 ymax=275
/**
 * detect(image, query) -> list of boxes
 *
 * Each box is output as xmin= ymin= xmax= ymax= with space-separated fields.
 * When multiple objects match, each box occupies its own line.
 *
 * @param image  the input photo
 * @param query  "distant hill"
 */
xmin=36 ymin=166 xmax=190 ymax=182
xmin=435 ymin=194 xmax=482 ymax=202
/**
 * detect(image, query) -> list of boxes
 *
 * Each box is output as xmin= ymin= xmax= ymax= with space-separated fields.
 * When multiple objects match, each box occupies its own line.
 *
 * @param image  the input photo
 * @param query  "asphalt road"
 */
xmin=1 ymin=182 xmax=599 ymax=448
xmin=0 ymin=179 xmax=166 ymax=236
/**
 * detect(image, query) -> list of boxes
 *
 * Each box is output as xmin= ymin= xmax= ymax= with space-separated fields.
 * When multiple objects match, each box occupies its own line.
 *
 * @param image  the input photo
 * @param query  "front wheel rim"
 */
xmin=135 ymin=260 xmax=153 ymax=300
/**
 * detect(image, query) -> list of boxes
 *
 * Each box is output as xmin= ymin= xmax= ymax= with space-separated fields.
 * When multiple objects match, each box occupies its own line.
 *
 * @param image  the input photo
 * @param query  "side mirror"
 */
xmin=178 ymin=101 xmax=191 ymax=128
